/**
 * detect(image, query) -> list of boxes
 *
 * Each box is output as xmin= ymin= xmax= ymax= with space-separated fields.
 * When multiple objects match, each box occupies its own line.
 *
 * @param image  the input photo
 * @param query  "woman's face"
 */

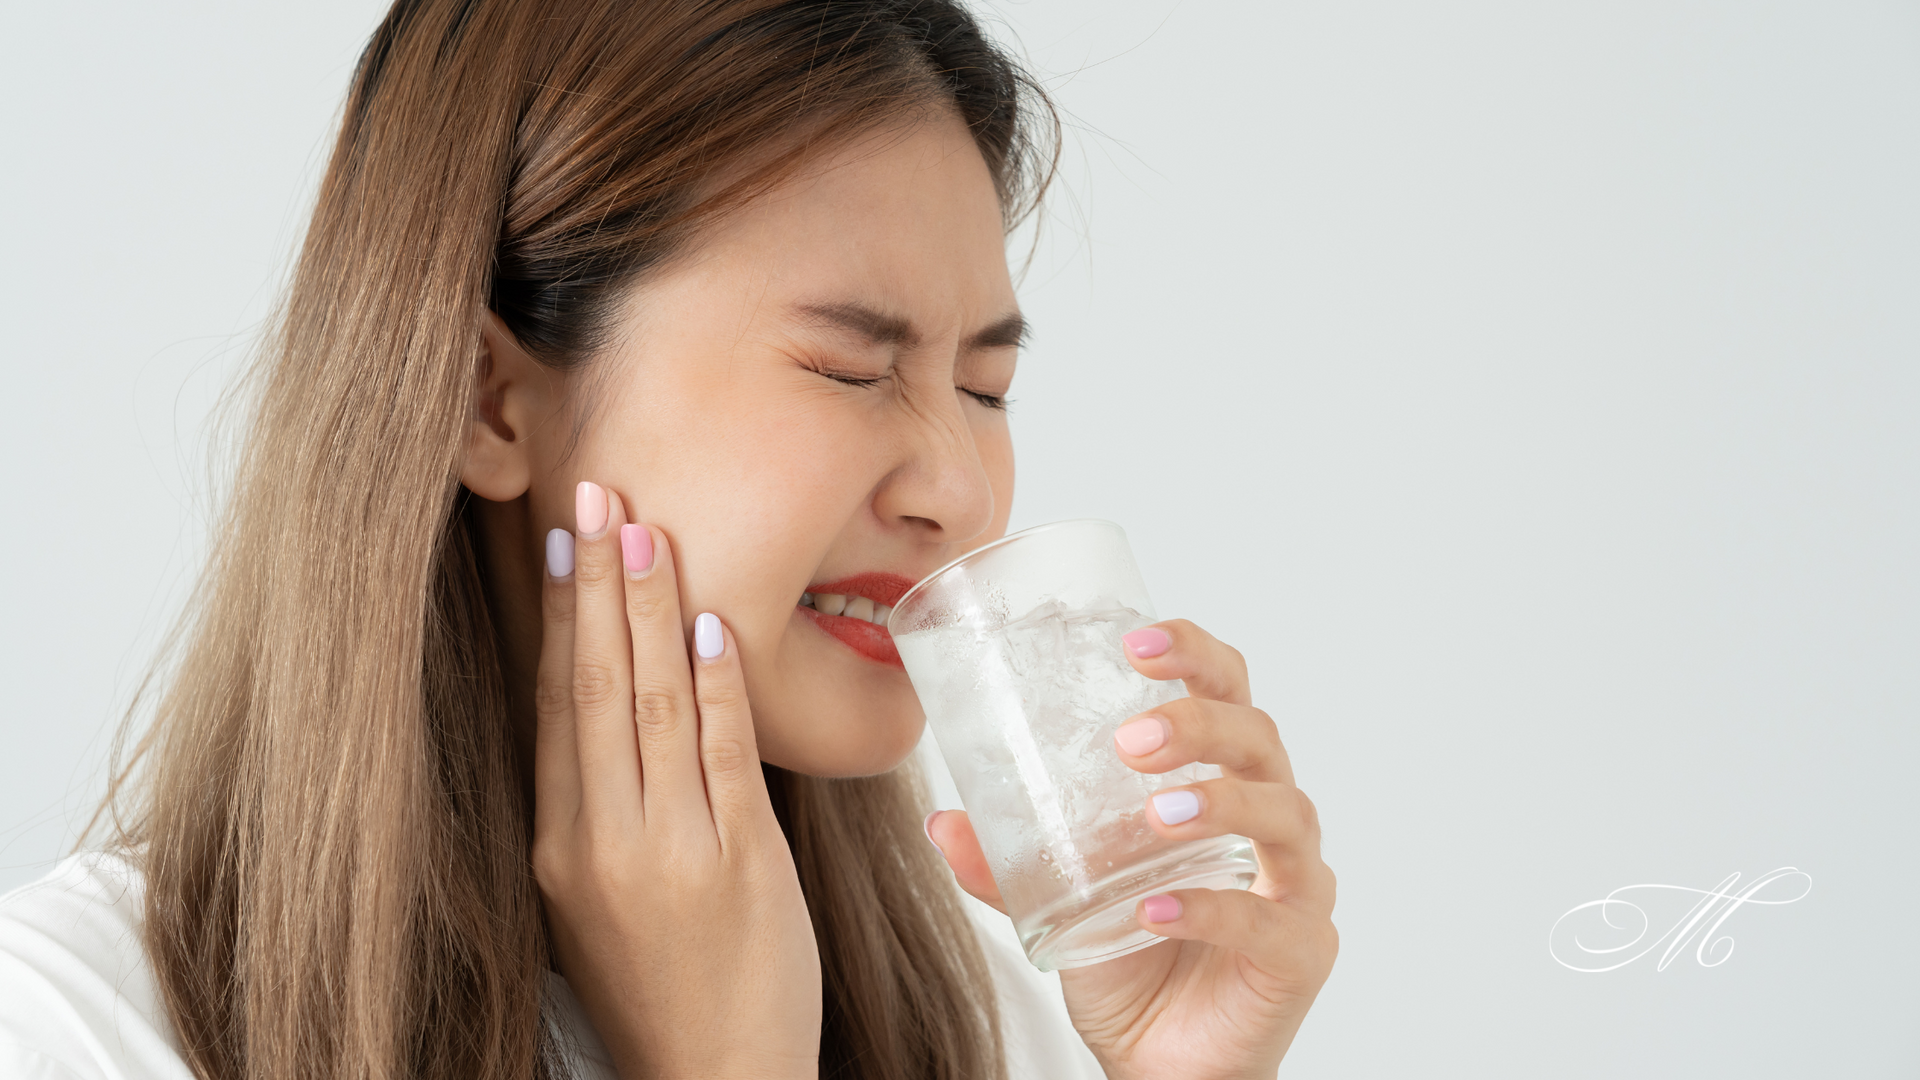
xmin=484 ymin=115 xmax=1019 ymax=777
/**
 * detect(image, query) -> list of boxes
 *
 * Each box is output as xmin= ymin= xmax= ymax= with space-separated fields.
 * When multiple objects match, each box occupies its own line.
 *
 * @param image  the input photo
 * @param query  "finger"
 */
xmin=687 ymin=614 xmax=774 ymax=847
xmin=923 ymin=810 xmax=1006 ymax=914
xmin=1112 ymin=696 xmax=1293 ymax=785
xmin=619 ymin=522 xmax=703 ymax=818
xmin=569 ymin=481 xmax=641 ymax=821
xmin=1120 ymin=618 xmax=1251 ymax=706
xmin=1135 ymin=886 xmax=1340 ymax=990
xmin=534 ymin=527 xmax=582 ymax=829
xmin=1143 ymin=779 xmax=1332 ymax=911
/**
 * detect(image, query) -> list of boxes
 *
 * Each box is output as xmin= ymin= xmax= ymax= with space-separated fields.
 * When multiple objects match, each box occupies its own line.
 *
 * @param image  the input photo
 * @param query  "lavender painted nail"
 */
xmin=546 ymin=528 xmax=574 ymax=578
xmin=694 ymin=612 xmax=723 ymax=659
xmin=1152 ymin=789 xmax=1201 ymax=826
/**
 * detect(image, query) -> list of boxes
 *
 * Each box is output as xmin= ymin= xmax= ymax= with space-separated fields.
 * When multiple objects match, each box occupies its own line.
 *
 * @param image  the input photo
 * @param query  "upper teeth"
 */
xmin=800 ymin=592 xmax=892 ymax=628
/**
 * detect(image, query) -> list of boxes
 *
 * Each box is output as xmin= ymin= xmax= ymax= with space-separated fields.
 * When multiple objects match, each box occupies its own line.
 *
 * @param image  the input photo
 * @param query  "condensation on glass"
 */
xmin=890 ymin=519 xmax=1256 ymax=970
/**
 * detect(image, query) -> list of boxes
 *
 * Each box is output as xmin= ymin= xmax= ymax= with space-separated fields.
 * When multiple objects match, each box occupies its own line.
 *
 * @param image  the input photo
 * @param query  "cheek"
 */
xmin=675 ymin=404 xmax=879 ymax=627
xmin=702 ymin=387 xmax=878 ymax=502
xmin=706 ymin=411 xmax=878 ymax=572
xmin=977 ymin=419 xmax=1015 ymax=532
xmin=626 ymin=379 xmax=873 ymax=560
xmin=747 ymin=647 xmax=928 ymax=777
xmin=718 ymin=419 xmax=929 ymax=777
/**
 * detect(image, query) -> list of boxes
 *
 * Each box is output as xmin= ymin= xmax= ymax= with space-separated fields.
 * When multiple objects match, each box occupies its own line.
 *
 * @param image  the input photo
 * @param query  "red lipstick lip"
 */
xmin=797 ymin=604 xmax=904 ymax=668
xmin=805 ymin=572 xmax=918 ymax=608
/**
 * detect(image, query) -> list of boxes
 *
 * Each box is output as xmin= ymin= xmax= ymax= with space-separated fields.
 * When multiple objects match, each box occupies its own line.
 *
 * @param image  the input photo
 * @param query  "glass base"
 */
xmin=1016 ymin=839 xmax=1257 ymax=972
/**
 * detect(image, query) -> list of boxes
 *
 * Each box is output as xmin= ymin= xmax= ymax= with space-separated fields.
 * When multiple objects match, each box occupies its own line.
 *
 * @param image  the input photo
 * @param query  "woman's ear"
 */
xmin=460 ymin=313 xmax=557 ymax=502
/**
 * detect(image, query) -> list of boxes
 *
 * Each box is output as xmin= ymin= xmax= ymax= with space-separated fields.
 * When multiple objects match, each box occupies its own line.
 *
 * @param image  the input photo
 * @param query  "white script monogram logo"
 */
xmin=1548 ymin=867 xmax=1812 ymax=973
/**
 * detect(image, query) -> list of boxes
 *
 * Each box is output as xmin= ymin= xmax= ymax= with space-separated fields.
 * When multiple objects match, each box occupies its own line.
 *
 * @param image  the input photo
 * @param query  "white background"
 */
xmin=3 ymin=2 xmax=1915 ymax=1076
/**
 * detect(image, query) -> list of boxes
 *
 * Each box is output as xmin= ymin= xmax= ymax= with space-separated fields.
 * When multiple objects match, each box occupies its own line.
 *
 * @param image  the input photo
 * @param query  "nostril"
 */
xmin=871 ymin=423 xmax=1000 ymax=544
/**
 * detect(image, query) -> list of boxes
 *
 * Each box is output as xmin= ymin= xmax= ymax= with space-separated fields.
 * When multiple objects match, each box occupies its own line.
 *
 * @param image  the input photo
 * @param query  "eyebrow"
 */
xmin=791 ymin=301 xmax=1028 ymax=353
xmin=965 ymin=311 xmax=1030 ymax=352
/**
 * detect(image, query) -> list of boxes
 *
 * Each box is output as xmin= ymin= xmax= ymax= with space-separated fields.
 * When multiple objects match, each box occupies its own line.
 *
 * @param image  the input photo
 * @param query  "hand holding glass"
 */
xmin=890 ymin=520 xmax=1257 ymax=970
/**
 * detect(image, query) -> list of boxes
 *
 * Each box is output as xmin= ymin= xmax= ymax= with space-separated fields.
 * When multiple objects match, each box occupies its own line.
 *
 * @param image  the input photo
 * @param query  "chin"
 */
xmin=748 ymin=621 xmax=931 ymax=778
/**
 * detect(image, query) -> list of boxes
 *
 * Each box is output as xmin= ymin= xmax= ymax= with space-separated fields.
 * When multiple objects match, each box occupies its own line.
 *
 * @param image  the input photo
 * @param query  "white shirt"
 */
xmin=0 ymin=850 xmax=1104 ymax=1079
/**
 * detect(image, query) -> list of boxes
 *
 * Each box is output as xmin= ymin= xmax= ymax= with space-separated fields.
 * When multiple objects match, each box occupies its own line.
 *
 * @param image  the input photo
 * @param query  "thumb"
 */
xmin=924 ymin=810 xmax=1005 ymax=914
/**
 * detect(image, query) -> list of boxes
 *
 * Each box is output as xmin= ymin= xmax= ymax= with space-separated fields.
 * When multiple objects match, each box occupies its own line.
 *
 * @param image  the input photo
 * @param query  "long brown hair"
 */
xmin=101 ymin=2 xmax=1054 ymax=1078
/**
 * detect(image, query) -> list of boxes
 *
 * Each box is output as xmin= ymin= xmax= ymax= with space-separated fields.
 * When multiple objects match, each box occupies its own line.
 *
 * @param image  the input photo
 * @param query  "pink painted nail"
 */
xmin=1114 ymin=716 xmax=1168 ymax=756
xmin=1142 ymin=894 xmax=1182 ymax=923
xmin=575 ymin=481 xmax=608 ymax=538
xmin=620 ymin=523 xmax=654 ymax=574
xmin=1122 ymin=627 xmax=1172 ymax=658
xmin=923 ymin=811 xmax=944 ymax=852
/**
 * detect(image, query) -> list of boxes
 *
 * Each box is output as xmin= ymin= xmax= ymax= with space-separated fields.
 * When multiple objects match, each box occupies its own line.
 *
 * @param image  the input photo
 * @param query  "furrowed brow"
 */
xmin=791 ymin=302 xmax=919 ymax=349
xmin=964 ymin=312 xmax=1028 ymax=352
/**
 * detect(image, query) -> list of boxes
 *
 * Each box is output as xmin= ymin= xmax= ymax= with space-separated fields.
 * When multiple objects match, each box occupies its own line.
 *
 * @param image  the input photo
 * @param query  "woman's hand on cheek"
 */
xmin=927 ymin=619 xmax=1338 ymax=1080
xmin=531 ymin=482 xmax=821 ymax=1080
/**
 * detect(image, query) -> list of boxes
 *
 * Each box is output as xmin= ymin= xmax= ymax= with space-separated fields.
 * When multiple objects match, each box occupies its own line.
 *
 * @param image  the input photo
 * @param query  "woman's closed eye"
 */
xmin=816 ymin=369 xmax=887 ymax=389
xmin=962 ymin=389 xmax=1010 ymax=411
xmin=814 ymin=367 xmax=1011 ymax=412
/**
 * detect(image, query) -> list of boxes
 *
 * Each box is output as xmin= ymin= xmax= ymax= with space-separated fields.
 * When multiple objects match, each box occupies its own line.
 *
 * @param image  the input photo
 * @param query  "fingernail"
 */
xmin=1114 ymin=716 xmax=1168 ymax=756
xmin=694 ymin=612 xmax=723 ymax=659
xmin=620 ymin=523 xmax=654 ymax=574
xmin=1122 ymin=627 xmax=1171 ymax=658
xmin=576 ymin=481 xmax=608 ymax=538
xmin=923 ymin=811 xmax=944 ymax=852
xmin=1142 ymin=894 xmax=1182 ymax=923
xmin=545 ymin=528 xmax=574 ymax=578
xmin=1152 ymin=789 xmax=1201 ymax=826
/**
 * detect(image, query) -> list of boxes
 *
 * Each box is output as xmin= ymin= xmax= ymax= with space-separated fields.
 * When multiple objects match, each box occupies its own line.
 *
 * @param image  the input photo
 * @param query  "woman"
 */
xmin=0 ymin=1 xmax=1337 ymax=1077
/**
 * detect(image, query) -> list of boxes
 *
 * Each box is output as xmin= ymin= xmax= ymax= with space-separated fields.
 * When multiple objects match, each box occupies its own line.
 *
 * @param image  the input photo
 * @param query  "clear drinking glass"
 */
xmin=889 ymin=519 xmax=1257 ymax=970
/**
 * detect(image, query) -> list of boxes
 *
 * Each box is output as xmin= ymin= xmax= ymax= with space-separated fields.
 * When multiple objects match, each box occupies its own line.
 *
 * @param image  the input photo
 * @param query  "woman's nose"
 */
xmin=872 ymin=392 xmax=997 ymax=546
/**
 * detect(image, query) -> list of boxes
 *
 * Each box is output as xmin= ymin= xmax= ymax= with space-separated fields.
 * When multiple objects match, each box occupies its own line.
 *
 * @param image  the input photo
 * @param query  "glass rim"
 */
xmin=891 ymin=517 xmax=1125 ymax=618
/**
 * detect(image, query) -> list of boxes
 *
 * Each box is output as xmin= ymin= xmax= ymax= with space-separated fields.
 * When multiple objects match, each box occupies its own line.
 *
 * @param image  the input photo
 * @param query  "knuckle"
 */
xmin=625 ymin=588 xmax=672 ymax=625
xmin=1220 ymin=777 xmax=1258 ymax=815
xmin=534 ymin=672 xmax=572 ymax=719
xmin=581 ymin=839 xmax=630 ymax=889
xmin=1235 ymin=894 xmax=1270 ymax=939
xmin=702 ymin=733 xmax=757 ymax=782
xmin=1181 ymin=891 xmax=1222 ymax=934
xmin=571 ymin=663 xmax=622 ymax=712
xmin=529 ymin=838 xmax=570 ymax=893
xmin=1226 ymin=643 xmax=1249 ymax=677
xmin=1249 ymin=707 xmax=1283 ymax=756
xmin=573 ymin=552 xmax=618 ymax=588
xmin=1158 ymin=695 xmax=1201 ymax=728
xmin=696 ymin=677 xmax=745 ymax=713
xmin=1244 ymin=781 xmax=1305 ymax=844
xmin=631 ymin=687 xmax=679 ymax=739
xmin=1292 ymin=787 xmax=1321 ymax=832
